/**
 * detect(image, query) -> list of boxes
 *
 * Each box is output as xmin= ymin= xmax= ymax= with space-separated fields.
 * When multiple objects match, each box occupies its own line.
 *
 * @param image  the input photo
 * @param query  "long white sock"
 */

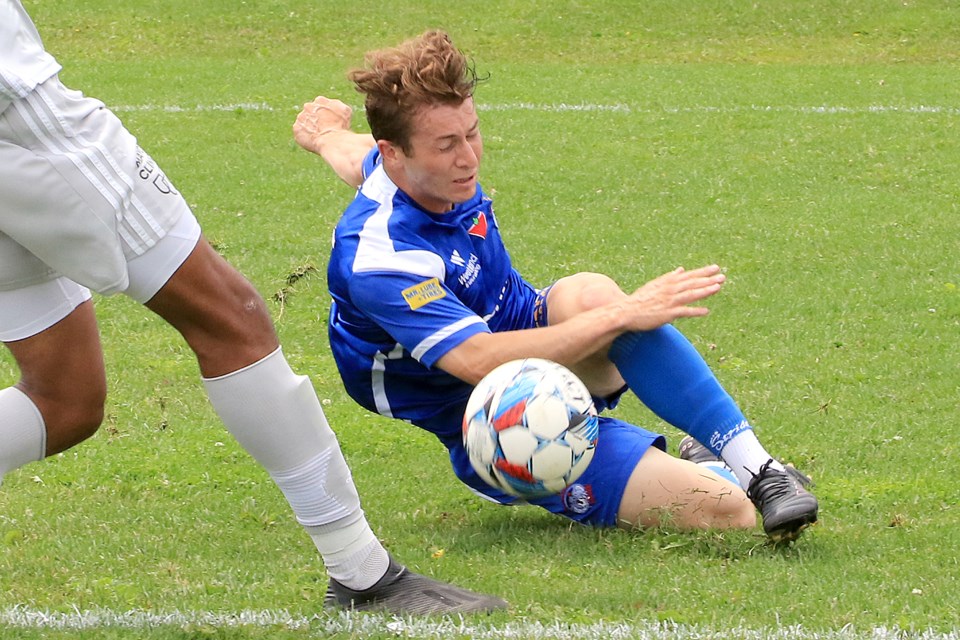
xmin=719 ymin=429 xmax=785 ymax=489
xmin=0 ymin=387 xmax=47 ymax=485
xmin=202 ymin=347 xmax=389 ymax=590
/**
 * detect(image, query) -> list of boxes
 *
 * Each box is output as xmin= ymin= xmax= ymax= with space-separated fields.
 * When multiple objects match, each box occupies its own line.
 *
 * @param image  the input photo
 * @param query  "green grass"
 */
xmin=3 ymin=0 xmax=960 ymax=638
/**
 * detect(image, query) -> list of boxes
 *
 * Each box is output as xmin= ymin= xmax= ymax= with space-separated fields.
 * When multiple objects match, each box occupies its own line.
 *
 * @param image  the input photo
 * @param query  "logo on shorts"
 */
xmin=402 ymin=277 xmax=446 ymax=310
xmin=561 ymin=483 xmax=595 ymax=515
xmin=135 ymin=147 xmax=178 ymax=195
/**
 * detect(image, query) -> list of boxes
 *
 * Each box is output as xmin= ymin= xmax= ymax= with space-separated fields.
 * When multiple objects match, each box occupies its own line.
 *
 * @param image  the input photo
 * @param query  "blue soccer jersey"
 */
xmin=328 ymin=150 xmax=517 ymax=445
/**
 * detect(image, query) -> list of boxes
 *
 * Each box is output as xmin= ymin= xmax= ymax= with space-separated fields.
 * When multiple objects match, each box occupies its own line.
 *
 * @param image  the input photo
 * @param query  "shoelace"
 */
xmin=745 ymin=459 xmax=796 ymax=502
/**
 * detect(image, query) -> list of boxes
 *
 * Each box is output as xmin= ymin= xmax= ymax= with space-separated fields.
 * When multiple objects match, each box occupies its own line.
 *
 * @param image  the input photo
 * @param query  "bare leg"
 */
xmin=543 ymin=272 xmax=628 ymax=397
xmin=4 ymin=300 xmax=106 ymax=456
xmin=617 ymin=447 xmax=756 ymax=530
xmin=143 ymin=238 xmax=277 ymax=378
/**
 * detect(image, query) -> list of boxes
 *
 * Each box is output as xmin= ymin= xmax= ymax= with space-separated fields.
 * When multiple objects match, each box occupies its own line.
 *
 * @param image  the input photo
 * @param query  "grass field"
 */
xmin=3 ymin=1 xmax=960 ymax=638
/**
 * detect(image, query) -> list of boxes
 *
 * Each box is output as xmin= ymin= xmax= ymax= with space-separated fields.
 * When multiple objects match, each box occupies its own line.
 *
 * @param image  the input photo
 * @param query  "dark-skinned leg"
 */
xmin=142 ymin=238 xmax=506 ymax=612
xmin=143 ymin=237 xmax=277 ymax=379
xmin=6 ymin=300 xmax=106 ymax=455
xmin=1 ymin=300 xmax=106 ymax=481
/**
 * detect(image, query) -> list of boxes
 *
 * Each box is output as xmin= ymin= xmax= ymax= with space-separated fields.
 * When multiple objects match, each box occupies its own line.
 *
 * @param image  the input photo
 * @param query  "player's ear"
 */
xmin=378 ymin=139 xmax=403 ymax=162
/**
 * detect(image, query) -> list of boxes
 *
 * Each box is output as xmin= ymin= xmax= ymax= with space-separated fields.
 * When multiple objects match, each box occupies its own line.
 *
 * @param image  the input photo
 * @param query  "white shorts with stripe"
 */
xmin=0 ymin=76 xmax=200 ymax=341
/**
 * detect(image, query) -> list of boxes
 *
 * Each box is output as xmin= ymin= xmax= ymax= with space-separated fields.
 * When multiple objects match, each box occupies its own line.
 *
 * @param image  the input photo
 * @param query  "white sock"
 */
xmin=719 ymin=429 xmax=784 ymax=489
xmin=202 ymin=347 xmax=388 ymax=589
xmin=304 ymin=510 xmax=390 ymax=591
xmin=0 ymin=387 xmax=47 ymax=484
xmin=270 ymin=450 xmax=390 ymax=590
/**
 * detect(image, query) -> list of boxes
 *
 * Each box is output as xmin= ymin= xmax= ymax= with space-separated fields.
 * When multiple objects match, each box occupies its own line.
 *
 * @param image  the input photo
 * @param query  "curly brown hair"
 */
xmin=348 ymin=30 xmax=481 ymax=153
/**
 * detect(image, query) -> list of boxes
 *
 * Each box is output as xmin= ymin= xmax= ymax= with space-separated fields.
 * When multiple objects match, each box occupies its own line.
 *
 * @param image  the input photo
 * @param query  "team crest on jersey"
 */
xmin=402 ymin=277 xmax=446 ymax=310
xmin=467 ymin=211 xmax=488 ymax=239
xmin=561 ymin=483 xmax=595 ymax=515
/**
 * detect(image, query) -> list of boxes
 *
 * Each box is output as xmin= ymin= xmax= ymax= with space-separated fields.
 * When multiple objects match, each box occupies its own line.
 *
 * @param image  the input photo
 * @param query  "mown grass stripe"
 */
xmin=108 ymin=102 xmax=960 ymax=116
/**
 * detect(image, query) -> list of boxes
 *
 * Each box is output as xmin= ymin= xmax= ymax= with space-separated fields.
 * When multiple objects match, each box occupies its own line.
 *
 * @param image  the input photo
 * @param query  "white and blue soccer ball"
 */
xmin=462 ymin=358 xmax=599 ymax=499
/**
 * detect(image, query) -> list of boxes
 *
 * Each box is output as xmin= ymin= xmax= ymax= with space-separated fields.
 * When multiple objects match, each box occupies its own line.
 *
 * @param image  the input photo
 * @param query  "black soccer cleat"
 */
xmin=678 ymin=436 xmax=721 ymax=465
xmin=746 ymin=459 xmax=819 ymax=543
xmin=325 ymin=555 xmax=508 ymax=615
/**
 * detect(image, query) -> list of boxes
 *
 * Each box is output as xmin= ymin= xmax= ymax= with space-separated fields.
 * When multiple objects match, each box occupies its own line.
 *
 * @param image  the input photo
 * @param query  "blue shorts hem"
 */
xmin=449 ymin=416 xmax=666 ymax=527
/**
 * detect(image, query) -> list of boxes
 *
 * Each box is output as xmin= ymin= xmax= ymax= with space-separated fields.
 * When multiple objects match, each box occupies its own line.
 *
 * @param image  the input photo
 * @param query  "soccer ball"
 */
xmin=462 ymin=358 xmax=599 ymax=499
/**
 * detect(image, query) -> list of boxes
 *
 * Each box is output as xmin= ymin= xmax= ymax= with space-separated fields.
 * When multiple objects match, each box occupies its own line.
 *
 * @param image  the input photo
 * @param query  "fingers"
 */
xmin=672 ymin=282 xmax=722 ymax=307
xmin=642 ymin=265 xmax=725 ymax=297
xmin=293 ymin=96 xmax=354 ymax=153
xmin=624 ymin=264 xmax=726 ymax=329
xmin=671 ymin=304 xmax=711 ymax=319
xmin=294 ymin=98 xmax=351 ymax=131
xmin=299 ymin=96 xmax=352 ymax=120
xmin=663 ymin=264 xmax=722 ymax=282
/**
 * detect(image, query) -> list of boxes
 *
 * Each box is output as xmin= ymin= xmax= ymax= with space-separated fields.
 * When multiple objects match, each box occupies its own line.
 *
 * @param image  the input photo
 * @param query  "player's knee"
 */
xmin=705 ymin=488 xmax=757 ymax=529
xmin=184 ymin=272 xmax=278 ymax=357
xmin=219 ymin=276 xmax=276 ymax=344
xmin=189 ymin=282 xmax=279 ymax=376
xmin=65 ymin=382 xmax=106 ymax=438
xmin=733 ymin=503 xmax=758 ymax=529
xmin=577 ymin=273 xmax=623 ymax=309
xmin=36 ymin=383 xmax=106 ymax=453
xmin=549 ymin=272 xmax=624 ymax=320
xmin=65 ymin=403 xmax=106 ymax=446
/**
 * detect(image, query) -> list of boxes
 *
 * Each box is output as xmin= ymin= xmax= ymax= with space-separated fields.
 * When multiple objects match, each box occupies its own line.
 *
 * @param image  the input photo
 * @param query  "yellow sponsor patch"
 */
xmin=402 ymin=277 xmax=446 ymax=310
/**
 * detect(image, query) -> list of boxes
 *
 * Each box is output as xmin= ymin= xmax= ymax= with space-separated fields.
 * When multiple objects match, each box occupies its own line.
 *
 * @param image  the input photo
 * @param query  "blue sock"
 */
xmin=608 ymin=325 xmax=751 ymax=456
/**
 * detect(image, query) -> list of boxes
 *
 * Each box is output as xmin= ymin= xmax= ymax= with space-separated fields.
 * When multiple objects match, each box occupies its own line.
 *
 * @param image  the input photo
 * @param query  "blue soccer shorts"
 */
xmin=448 ymin=417 xmax=666 ymax=527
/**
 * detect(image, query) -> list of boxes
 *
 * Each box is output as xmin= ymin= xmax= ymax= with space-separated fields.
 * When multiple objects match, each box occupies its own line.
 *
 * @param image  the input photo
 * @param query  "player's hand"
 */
xmin=623 ymin=264 xmax=726 ymax=330
xmin=293 ymin=96 xmax=354 ymax=156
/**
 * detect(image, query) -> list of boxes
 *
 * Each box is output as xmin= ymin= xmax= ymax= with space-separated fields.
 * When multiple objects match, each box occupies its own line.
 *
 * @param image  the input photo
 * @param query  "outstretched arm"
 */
xmin=437 ymin=265 xmax=727 ymax=385
xmin=293 ymin=96 xmax=375 ymax=189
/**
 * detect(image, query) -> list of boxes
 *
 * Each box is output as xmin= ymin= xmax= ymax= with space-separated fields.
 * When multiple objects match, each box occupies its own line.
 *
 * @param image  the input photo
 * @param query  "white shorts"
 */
xmin=0 ymin=76 xmax=202 ymax=342
xmin=0 ymin=75 xmax=190 ymax=294
xmin=0 ymin=209 xmax=201 ymax=342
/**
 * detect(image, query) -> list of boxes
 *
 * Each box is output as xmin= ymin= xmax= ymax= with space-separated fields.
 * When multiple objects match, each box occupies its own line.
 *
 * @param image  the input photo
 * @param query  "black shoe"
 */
xmin=746 ymin=459 xmax=819 ymax=543
xmin=678 ymin=436 xmax=721 ymax=465
xmin=325 ymin=555 xmax=508 ymax=615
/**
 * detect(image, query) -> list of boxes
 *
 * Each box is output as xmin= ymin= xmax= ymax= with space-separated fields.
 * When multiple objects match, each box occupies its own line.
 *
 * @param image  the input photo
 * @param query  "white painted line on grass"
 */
xmin=112 ymin=102 xmax=277 ymax=113
xmin=2 ymin=607 xmax=960 ymax=640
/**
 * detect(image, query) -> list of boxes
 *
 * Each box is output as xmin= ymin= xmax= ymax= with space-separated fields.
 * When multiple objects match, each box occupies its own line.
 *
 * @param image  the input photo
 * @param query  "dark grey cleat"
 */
xmin=746 ymin=459 xmax=819 ymax=543
xmin=325 ymin=555 xmax=508 ymax=615
xmin=678 ymin=436 xmax=721 ymax=465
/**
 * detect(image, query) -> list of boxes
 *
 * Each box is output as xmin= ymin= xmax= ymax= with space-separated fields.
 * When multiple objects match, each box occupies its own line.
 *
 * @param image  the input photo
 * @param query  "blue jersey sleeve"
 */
xmin=348 ymin=270 xmax=490 ymax=369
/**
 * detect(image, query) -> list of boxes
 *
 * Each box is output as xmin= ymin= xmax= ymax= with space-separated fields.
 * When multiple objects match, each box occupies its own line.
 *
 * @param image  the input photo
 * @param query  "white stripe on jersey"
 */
xmin=19 ymin=89 xmax=141 ymax=252
xmin=371 ymin=344 xmax=405 ymax=418
xmin=0 ymin=67 xmax=31 ymax=102
xmin=0 ymin=0 xmax=62 ymax=103
xmin=353 ymin=165 xmax=446 ymax=279
xmin=411 ymin=316 xmax=487 ymax=362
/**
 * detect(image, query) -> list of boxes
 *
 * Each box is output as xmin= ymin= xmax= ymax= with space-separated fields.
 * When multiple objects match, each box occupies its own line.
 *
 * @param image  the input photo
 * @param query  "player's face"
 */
xmin=388 ymin=97 xmax=483 ymax=214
